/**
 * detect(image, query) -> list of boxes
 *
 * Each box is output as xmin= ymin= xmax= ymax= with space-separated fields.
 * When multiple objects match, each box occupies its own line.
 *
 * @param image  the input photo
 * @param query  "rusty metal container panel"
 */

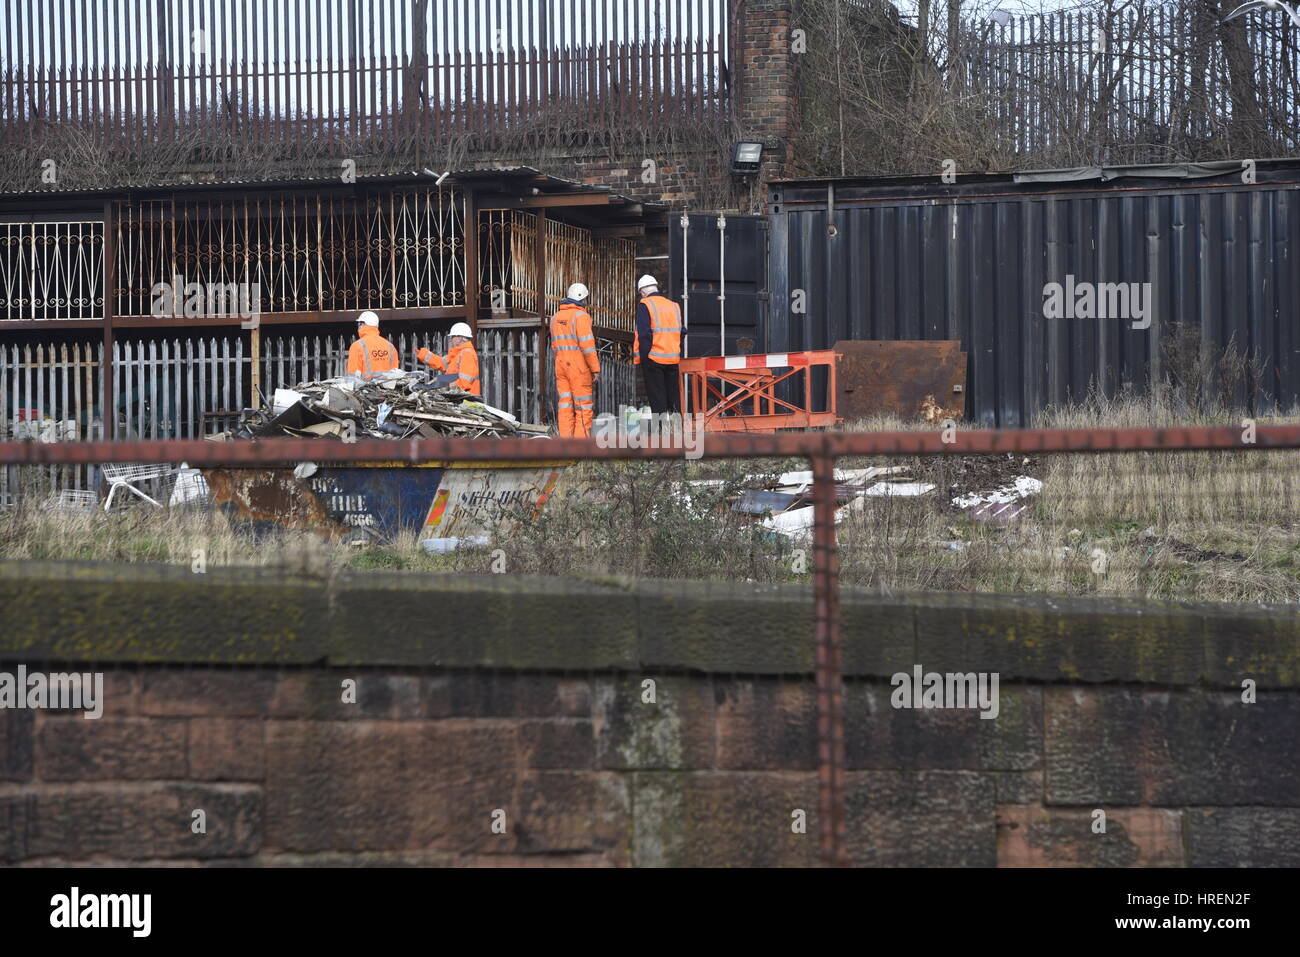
xmin=768 ymin=163 xmax=1300 ymax=426
xmin=834 ymin=340 xmax=966 ymax=424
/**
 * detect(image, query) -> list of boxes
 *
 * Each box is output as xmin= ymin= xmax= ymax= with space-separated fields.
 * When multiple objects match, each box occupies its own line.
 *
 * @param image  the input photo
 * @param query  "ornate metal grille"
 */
xmin=114 ymin=187 xmax=466 ymax=318
xmin=0 ymin=222 xmax=105 ymax=321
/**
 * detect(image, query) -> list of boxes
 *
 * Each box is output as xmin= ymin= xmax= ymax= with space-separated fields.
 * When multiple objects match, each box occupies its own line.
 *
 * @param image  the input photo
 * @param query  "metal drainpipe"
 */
xmin=717 ymin=214 xmax=727 ymax=355
xmin=680 ymin=212 xmax=690 ymax=358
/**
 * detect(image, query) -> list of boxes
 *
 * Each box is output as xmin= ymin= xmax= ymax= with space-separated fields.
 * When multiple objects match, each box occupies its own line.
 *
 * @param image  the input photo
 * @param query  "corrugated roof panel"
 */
xmin=0 ymin=164 xmax=651 ymax=205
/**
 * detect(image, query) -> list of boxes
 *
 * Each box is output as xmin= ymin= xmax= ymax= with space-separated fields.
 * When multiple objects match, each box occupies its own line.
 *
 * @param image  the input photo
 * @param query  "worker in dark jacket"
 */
xmin=633 ymin=274 xmax=683 ymax=414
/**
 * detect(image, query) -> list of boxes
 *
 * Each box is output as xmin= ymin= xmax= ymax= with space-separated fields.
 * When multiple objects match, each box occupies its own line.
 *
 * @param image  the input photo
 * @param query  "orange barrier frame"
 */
xmin=678 ymin=350 xmax=840 ymax=432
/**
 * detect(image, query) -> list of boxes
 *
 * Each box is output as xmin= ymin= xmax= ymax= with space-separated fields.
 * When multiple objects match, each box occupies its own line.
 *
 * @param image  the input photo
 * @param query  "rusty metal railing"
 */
xmin=5 ymin=423 xmax=1300 ymax=866
xmin=478 ymin=211 xmax=637 ymax=333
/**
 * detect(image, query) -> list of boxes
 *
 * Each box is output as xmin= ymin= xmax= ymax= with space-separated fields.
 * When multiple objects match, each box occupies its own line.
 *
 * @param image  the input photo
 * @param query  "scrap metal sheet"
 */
xmin=834 ymin=340 xmax=967 ymax=423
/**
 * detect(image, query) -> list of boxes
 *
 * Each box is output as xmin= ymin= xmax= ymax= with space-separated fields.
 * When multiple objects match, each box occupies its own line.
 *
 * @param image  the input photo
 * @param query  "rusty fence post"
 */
xmin=811 ymin=447 xmax=848 ymax=866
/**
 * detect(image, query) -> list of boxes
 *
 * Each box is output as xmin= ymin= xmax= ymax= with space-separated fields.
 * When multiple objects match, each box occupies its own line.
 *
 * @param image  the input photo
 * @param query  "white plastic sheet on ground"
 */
xmin=421 ymin=536 xmax=491 ymax=554
xmin=951 ymin=476 xmax=1042 ymax=509
xmin=862 ymin=481 xmax=936 ymax=497
xmin=760 ymin=503 xmax=854 ymax=539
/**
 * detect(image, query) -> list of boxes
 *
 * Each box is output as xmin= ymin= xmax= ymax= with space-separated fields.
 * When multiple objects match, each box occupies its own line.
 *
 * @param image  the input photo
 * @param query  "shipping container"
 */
xmin=766 ymin=160 xmax=1300 ymax=426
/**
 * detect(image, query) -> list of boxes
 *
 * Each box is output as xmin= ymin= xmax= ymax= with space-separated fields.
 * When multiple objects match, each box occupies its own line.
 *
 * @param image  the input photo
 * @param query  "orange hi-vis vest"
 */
xmin=550 ymin=302 xmax=600 ymax=373
xmin=348 ymin=326 xmax=399 ymax=377
xmin=635 ymin=294 xmax=682 ymax=365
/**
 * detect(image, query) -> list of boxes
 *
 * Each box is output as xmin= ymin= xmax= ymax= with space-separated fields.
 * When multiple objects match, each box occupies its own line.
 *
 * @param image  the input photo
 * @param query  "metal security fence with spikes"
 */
xmin=1 ymin=0 xmax=733 ymax=154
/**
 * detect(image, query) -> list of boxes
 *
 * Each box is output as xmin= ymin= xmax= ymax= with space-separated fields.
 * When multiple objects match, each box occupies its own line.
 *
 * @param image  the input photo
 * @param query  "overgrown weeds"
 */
xmin=3 ymin=395 xmax=1299 ymax=603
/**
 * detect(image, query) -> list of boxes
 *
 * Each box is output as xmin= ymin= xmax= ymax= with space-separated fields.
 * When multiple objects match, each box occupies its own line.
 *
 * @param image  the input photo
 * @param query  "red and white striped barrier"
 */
xmin=686 ymin=352 xmax=812 ymax=372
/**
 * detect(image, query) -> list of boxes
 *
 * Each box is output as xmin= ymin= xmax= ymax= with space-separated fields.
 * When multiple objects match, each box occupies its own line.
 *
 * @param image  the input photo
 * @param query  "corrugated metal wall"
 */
xmin=768 ymin=168 xmax=1300 ymax=426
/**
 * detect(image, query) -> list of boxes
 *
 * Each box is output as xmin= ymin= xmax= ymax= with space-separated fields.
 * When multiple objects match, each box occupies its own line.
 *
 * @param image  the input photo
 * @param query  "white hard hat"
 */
xmin=448 ymin=322 xmax=473 ymax=339
xmin=567 ymin=282 xmax=589 ymax=301
xmin=357 ymin=310 xmax=379 ymax=326
xmin=637 ymin=274 xmax=658 ymax=292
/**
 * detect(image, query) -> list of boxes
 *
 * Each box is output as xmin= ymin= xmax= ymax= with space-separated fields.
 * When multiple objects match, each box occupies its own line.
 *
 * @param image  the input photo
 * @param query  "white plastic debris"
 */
xmin=862 ymin=481 xmax=936 ymax=497
xmin=776 ymin=470 xmax=813 ymax=486
xmin=271 ymin=388 xmax=306 ymax=415
xmin=168 ymin=463 xmax=210 ymax=505
xmin=467 ymin=400 xmax=519 ymax=425
xmin=421 ymin=536 xmax=491 ymax=554
xmin=760 ymin=505 xmax=818 ymax=537
xmin=760 ymin=504 xmax=854 ymax=539
xmin=951 ymin=475 xmax=1042 ymax=509
xmin=751 ymin=466 xmax=905 ymax=489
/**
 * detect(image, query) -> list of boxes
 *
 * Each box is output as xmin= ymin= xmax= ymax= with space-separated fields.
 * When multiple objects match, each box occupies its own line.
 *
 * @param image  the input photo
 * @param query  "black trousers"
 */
xmin=641 ymin=361 xmax=680 ymax=414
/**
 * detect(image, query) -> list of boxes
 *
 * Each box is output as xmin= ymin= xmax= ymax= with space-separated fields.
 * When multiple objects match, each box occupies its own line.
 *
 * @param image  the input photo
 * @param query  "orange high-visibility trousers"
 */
xmin=551 ymin=301 xmax=599 ymax=438
xmin=555 ymin=364 xmax=595 ymax=438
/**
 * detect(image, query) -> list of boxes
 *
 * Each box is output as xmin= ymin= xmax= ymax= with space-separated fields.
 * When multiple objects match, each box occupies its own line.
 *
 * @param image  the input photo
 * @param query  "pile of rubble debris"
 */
xmin=218 ymin=370 xmax=549 ymax=441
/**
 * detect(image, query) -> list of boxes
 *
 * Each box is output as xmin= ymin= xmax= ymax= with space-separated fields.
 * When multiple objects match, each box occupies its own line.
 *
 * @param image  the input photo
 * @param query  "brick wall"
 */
xmin=733 ymin=0 xmax=801 ymax=181
xmin=4 ymin=563 xmax=1296 ymax=866
xmin=501 ymin=0 xmax=801 ymax=219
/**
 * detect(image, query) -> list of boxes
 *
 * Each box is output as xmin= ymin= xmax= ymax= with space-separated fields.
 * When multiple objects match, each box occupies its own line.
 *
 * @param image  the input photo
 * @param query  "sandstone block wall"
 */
xmin=2 ymin=562 xmax=1297 ymax=867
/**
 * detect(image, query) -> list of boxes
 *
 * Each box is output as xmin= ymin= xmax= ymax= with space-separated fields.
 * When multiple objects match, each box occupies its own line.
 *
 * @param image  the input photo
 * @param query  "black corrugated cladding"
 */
xmin=767 ymin=160 xmax=1300 ymax=426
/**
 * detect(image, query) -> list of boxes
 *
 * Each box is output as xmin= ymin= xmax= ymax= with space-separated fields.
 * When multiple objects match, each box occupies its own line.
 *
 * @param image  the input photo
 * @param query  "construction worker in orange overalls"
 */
xmin=633 ymin=275 xmax=682 ymax=414
xmin=550 ymin=283 xmax=601 ymax=437
xmin=346 ymin=311 xmax=399 ymax=377
xmin=417 ymin=322 xmax=481 ymax=396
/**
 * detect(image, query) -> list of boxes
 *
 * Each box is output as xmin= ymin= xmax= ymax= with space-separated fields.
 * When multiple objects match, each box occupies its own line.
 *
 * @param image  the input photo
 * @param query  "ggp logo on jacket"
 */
xmin=347 ymin=325 xmax=399 ymax=377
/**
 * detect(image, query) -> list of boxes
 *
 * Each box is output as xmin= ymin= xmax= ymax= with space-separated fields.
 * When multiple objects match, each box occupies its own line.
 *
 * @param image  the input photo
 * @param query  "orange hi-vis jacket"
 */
xmin=550 ymin=301 xmax=601 ymax=376
xmin=420 ymin=340 xmax=481 ymax=396
xmin=347 ymin=326 xmax=399 ymax=377
xmin=634 ymin=294 xmax=682 ymax=365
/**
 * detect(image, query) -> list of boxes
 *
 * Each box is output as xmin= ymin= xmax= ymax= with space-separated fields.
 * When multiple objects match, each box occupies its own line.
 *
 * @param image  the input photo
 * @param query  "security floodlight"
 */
xmin=731 ymin=141 xmax=764 ymax=175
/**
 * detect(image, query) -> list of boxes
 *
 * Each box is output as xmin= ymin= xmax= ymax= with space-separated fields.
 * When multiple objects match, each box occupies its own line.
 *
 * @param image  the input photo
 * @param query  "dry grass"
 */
xmin=829 ymin=394 xmax=1300 ymax=602
xmin=3 ymin=395 xmax=1299 ymax=603
xmin=0 ymin=501 xmax=333 ymax=571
